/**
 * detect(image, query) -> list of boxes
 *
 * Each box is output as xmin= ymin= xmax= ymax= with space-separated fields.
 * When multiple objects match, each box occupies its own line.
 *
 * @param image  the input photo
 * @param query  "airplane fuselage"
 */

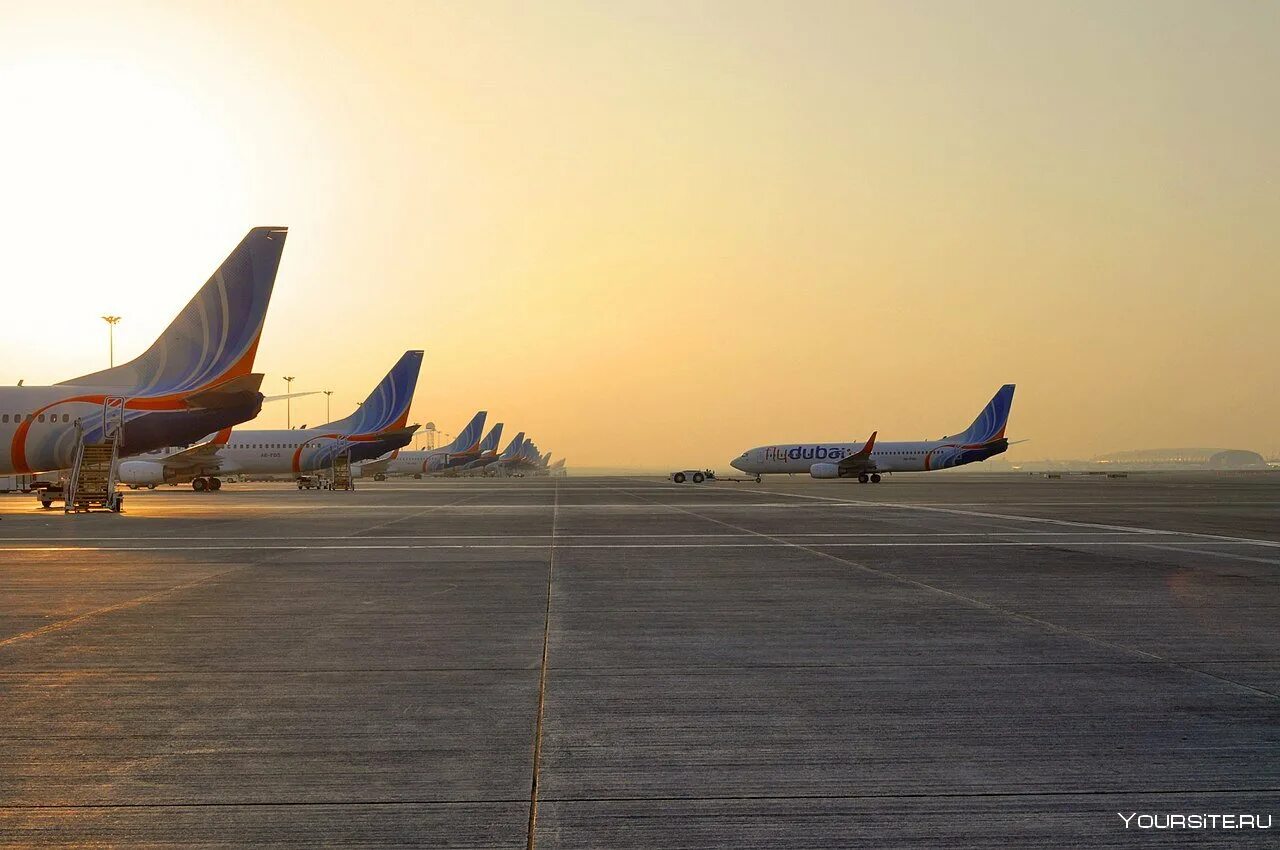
xmin=125 ymin=426 xmax=414 ymax=482
xmin=732 ymin=437 xmax=1009 ymax=476
xmin=0 ymin=386 xmax=263 ymax=476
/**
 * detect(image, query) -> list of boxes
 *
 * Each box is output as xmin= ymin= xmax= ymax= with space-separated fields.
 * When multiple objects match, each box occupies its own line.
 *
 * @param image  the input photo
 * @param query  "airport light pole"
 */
xmin=101 ymin=316 xmax=121 ymax=367
xmin=284 ymin=376 xmax=295 ymax=428
xmin=323 ymin=390 xmax=333 ymax=422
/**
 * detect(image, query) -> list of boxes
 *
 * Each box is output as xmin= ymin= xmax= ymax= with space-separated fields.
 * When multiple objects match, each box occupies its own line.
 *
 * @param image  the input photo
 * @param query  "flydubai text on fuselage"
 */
xmin=731 ymin=385 xmax=1016 ymax=481
xmin=0 ymin=228 xmax=287 ymax=476
xmin=118 ymin=350 xmax=424 ymax=487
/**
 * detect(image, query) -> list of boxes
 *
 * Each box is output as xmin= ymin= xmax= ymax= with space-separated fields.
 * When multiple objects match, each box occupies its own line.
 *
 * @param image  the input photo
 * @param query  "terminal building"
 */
xmin=1091 ymin=448 xmax=1269 ymax=470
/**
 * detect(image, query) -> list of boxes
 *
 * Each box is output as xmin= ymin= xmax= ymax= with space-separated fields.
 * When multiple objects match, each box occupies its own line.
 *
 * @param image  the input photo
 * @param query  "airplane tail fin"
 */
xmin=443 ymin=411 xmax=488 ymax=454
xmin=953 ymin=384 xmax=1016 ymax=445
xmin=478 ymin=422 xmax=504 ymax=454
xmin=60 ymin=227 xmax=287 ymax=394
xmin=320 ymin=350 xmax=425 ymax=435
xmin=500 ymin=431 xmax=525 ymax=460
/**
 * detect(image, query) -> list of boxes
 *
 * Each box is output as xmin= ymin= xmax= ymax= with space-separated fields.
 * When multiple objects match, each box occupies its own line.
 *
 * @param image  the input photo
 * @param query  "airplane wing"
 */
xmin=359 ymin=457 xmax=392 ymax=475
xmin=836 ymin=431 xmax=878 ymax=474
xmin=149 ymin=439 xmax=228 ymax=474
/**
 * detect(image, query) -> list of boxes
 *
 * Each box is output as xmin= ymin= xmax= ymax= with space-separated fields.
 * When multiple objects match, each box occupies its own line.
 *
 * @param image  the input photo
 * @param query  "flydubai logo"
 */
xmin=764 ymin=446 xmax=849 ymax=462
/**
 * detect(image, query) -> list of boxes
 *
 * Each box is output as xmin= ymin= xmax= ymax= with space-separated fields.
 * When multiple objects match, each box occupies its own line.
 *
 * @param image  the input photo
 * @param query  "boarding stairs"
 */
xmin=331 ymin=450 xmax=354 ymax=491
xmin=65 ymin=397 xmax=126 ymax=513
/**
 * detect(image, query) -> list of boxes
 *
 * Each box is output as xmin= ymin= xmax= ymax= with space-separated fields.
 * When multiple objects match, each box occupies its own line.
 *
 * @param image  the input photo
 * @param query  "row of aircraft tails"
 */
xmin=1 ymin=227 xmax=563 ymax=507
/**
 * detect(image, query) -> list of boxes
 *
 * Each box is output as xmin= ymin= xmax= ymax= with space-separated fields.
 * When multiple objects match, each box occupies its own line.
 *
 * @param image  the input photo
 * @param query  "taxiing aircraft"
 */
xmin=0 ymin=228 xmax=287 ymax=476
xmin=118 ymin=350 xmax=424 ymax=490
xmin=730 ymin=384 xmax=1016 ymax=483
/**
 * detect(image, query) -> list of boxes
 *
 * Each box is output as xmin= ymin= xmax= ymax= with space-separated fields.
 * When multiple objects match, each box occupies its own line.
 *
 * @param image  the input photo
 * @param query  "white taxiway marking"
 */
xmin=2 ymin=540 xmax=1277 ymax=554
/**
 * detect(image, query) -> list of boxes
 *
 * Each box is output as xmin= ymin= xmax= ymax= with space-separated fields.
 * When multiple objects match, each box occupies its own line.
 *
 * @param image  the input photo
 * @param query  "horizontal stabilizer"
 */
xmin=263 ymin=390 xmax=319 ymax=403
xmin=183 ymin=373 xmax=265 ymax=409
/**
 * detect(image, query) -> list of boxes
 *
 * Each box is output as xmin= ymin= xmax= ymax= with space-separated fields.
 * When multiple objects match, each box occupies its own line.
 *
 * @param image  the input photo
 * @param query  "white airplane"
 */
xmin=384 ymin=410 xmax=487 ymax=478
xmin=730 ymin=384 xmax=1016 ymax=483
xmin=483 ymin=430 xmax=525 ymax=476
xmin=118 ymin=350 xmax=424 ymax=490
xmin=457 ymin=422 xmax=505 ymax=472
xmin=0 ymin=227 xmax=287 ymax=476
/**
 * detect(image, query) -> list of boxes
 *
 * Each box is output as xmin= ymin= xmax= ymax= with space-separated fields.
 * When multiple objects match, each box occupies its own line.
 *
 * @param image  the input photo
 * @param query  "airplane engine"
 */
xmin=117 ymin=460 xmax=169 ymax=486
xmin=809 ymin=463 xmax=841 ymax=479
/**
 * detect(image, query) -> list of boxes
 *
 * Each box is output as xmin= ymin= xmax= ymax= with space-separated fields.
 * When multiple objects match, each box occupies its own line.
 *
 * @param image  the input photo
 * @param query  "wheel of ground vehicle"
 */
xmin=147 ymin=484 xmax=156 ymax=490
xmin=692 ymin=472 xmax=704 ymax=483
xmin=40 ymin=499 xmax=52 ymax=508
xmin=870 ymin=473 xmax=881 ymax=484
xmin=374 ymin=473 xmax=386 ymax=481
xmin=413 ymin=473 xmax=422 ymax=480
xmin=192 ymin=477 xmax=208 ymax=492
xmin=673 ymin=472 xmax=686 ymax=483
xmin=858 ymin=473 xmax=869 ymax=484
xmin=210 ymin=477 xmax=222 ymax=491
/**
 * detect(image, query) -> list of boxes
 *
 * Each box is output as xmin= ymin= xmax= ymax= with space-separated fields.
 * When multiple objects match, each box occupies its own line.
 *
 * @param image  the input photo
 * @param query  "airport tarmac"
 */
xmin=0 ymin=473 xmax=1276 ymax=847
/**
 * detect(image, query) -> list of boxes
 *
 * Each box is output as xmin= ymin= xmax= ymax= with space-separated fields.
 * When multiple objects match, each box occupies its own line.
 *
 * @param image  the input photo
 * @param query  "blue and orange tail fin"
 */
xmin=443 ymin=411 xmax=487 ymax=454
xmin=500 ymin=431 xmax=525 ymax=460
xmin=61 ymin=227 xmax=287 ymax=394
xmin=477 ymin=422 xmax=504 ymax=454
xmin=319 ymin=350 xmax=425 ymax=435
xmin=954 ymin=384 xmax=1016 ymax=445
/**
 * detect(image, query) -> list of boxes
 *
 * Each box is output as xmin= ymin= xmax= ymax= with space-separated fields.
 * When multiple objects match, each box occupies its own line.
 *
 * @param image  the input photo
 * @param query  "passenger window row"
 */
xmin=2 ymin=413 xmax=72 ymax=424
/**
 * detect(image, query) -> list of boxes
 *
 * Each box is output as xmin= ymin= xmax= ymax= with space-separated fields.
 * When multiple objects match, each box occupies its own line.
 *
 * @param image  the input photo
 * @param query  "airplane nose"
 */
xmin=729 ymin=457 xmax=744 ymax=471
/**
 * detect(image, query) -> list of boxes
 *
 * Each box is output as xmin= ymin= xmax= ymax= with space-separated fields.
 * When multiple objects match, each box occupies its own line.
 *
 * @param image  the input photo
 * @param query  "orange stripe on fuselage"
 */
xmin=9 ymin=327 xmax=266 ymax=473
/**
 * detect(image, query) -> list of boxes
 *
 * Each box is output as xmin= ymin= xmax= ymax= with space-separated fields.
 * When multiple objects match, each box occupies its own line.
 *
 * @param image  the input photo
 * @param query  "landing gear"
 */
xmin=858 ymin=473 xmax=869 ymax=484
xmin=192 ymin=477 xmax=207 ymax=492
xmin=755 ymin=475 xmax=761 ymax=483
xmin=870 ymin=473 xmax=882 ymax=484
xmin=209 ymin=477 xmax=222 ymax=491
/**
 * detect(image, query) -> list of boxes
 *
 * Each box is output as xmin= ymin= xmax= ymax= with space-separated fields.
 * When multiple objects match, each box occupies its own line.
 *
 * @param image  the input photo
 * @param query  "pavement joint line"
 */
xmin=3 ymin=540 xmax=1277 ymax=553
xmin=3 ymin=658 xmax=1278 ymax=677
xmin=0 ymin=531 xmax=1182 ymax=541
xmin=1136 ymin=543 xmax=1280 ymax=567
xmin=734 ymin=484 xmax=1280 ymax=550
xmin=0 ymin=490 xmax=488 ymax=651
xmin=613 ymin=486 xmax=1280 ymax=703
xmin=2 ymin=787 xmax=1279 ymax=810
xmin=345 ymin=489 xmax=494 ymax=536
xmin=526 ymin=478 xmax=559 ymax=850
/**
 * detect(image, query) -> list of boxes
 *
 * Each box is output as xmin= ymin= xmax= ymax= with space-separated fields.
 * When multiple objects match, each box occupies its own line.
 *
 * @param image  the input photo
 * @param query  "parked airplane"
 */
xmin=459 ymin=422 xmax=505 ymax=471
xmin=0 ymin=227 xmax=287 ymax=476
xmin=484 ymin=430 xmax=526 ymax=476
xmin=118 ymin=350 xmax=424 ymax=490
xmin=384 ymin=410 xmax=487 ymax=478
xmin=730 ymin=384 xmax=1016 ymax=483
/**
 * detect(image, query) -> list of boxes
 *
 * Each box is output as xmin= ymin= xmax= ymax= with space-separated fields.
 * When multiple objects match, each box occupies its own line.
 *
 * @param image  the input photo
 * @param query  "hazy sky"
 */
xmin=1 ymin=1 xmax=1276 ymax=467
